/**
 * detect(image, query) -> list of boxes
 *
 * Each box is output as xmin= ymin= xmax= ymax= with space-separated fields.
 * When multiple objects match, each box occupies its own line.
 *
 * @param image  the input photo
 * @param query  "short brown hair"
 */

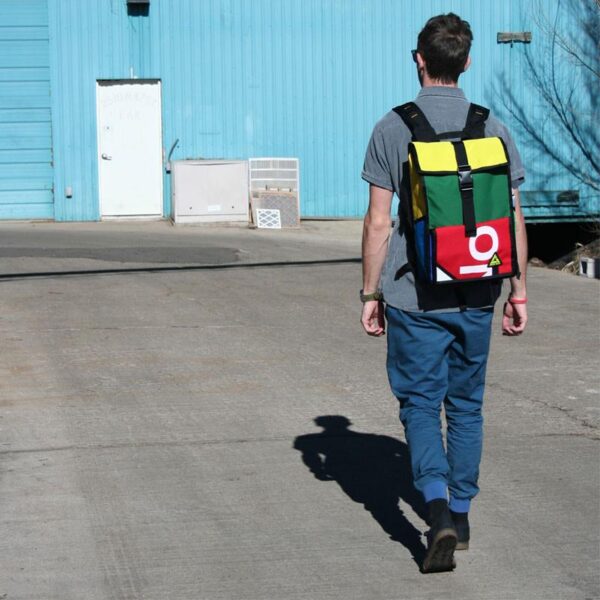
xmin=417 ymin=13 xmax=473 ymax=83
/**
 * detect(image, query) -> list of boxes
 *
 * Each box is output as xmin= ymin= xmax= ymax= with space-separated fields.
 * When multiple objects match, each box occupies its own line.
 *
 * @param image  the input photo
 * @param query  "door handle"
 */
xmin=101 ymin=153 xmax=112 ymax=160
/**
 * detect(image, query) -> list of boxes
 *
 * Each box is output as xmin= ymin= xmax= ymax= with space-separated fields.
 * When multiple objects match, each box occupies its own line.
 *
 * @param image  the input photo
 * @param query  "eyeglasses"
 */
xmin=411 ymin=49 xmax=418 ymax=63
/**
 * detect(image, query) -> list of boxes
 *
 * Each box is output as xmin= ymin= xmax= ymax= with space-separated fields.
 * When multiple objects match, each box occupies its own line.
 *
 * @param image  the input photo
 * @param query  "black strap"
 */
xmin=452 ymin=141 xmax=477 ymax=237
xmin=462 ymin=103 xmax=490 ymax=139
xmin=394 ymin=102 xmax=489 ymax=141
xmin=394 ymin=263 xmax=412 ymax=281
xmin=393 ymin=102 xmax=438 ymax=142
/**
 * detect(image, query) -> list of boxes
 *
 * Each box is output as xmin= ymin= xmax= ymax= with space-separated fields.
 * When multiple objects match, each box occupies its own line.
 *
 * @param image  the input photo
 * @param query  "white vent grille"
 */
xmin=249 ymin=158 xmax=299 ymax=193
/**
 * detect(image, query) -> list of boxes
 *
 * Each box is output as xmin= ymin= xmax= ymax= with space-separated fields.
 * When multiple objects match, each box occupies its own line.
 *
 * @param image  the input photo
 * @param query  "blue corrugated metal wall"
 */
xmin=0 ymin=0 xmax=53 ymax=219
xmin=46 ymin=0 xmax=597 ymax=221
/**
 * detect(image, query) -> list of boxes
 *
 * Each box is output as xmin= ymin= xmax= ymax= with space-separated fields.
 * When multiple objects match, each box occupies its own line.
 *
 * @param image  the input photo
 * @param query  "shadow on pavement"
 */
xmin=294 ymin=415 xmax=428 ymax=567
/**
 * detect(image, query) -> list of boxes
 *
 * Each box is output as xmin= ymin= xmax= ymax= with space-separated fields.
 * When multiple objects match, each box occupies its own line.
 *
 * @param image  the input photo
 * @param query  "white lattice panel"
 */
xmin=256 ymin=208 xmax=282 ymax=229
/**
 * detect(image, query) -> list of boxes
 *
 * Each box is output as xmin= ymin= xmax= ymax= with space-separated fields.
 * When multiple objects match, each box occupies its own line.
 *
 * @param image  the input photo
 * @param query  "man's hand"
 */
xmin=502 ymin=300 xmax=528 ymax=336
xmin=361 ymin=300 xmax=386 ymax=336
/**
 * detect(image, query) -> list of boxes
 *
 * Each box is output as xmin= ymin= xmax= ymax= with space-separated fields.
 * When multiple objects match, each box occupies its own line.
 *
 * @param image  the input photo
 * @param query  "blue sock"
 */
xmin=449 ymin=496 xmax=471 ymax=513
xmin=423 ymin=480 xmax=448 ymax=503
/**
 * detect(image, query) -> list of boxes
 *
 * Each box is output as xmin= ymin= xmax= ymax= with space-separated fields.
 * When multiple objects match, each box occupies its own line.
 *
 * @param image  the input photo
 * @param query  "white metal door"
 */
xmin=96 ymin=80 xmax=163 ymax=217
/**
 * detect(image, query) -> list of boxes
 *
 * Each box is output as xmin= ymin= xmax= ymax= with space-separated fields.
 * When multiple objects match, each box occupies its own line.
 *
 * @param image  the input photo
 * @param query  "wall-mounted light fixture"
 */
xmin=127 ymin=0 xmax=149 ymax=16
xmin=497 ymin=32 xmax=532 ymax=44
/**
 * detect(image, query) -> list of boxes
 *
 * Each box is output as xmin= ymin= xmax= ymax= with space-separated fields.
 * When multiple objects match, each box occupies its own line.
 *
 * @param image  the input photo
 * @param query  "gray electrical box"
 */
xmin=171 ymin=160 xmax=249 ymax=224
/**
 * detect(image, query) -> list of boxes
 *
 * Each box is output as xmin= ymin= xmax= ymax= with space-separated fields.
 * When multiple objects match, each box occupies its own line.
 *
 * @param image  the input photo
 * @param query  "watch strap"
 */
xmin=360 ymin=290 xmax=383 ymax=303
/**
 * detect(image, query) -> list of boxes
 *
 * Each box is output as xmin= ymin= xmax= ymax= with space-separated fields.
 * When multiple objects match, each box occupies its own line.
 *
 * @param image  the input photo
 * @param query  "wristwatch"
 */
xmin=360 ymin=289 xmax=383 ymax=303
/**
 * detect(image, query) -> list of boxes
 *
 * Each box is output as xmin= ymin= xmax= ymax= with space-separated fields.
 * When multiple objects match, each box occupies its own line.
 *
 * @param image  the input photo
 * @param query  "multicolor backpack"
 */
xmin=395 ymin=102 xmax=519 ymax=284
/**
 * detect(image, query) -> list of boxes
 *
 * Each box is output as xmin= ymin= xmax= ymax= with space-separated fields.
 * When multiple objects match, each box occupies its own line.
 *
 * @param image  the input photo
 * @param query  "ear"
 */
xmin=416 ymin=52 xmax=426 ymax=71
xmin=463 ymin=55 xmax=472 ymax=73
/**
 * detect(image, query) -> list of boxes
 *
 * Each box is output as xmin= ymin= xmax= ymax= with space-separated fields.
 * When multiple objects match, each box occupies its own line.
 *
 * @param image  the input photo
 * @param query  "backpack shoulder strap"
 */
xmin=462 ymin=103 xmax=490 ymax=139
xmin=393 ymin=102 xmax=438 ymax=142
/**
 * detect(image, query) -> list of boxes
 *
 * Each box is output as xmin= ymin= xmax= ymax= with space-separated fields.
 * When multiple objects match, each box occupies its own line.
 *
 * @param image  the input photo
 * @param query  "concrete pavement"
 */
xmin=0 ymin=220 xmax=363 ymax=276
xmin=0 ymin=221 xmax=598 ymax=600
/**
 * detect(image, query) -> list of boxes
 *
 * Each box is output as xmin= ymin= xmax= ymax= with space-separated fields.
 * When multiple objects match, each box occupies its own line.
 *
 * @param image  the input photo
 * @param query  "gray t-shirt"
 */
xmin=362 ymin=86 xmax=525 ymax=312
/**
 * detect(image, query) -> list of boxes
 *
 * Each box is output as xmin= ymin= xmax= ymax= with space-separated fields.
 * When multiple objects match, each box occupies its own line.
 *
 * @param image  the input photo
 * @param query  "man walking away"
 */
xmin=360 ymin=13 xmax=528 ymax=573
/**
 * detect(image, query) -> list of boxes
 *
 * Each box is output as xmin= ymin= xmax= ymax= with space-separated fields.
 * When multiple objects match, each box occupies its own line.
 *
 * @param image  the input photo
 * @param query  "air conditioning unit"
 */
xmin=249 ymin=158 xmax=300 ymax=228
xmin=171 ymin=160 xmax=249 ymax=224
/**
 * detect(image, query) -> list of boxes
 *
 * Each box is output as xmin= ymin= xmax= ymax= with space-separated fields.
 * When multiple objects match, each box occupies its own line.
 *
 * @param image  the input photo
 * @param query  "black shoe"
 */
xmin=421 ymin=499 xmax=457 ymax=574
xmin=450 ymin=510 xmax=470 ymax=551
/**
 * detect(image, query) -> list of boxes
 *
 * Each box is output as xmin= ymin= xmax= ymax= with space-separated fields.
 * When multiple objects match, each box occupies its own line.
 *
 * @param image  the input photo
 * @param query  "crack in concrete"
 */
xmin=489 ymin=380 xmax=599 ymax=438
xmin=0 ymin=435 xmax=292 ymax=456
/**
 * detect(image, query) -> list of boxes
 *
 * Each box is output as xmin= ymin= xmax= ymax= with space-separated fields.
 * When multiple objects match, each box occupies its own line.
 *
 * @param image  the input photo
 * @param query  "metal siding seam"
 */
xmin=213 ymin=0 xmax=222 ymax=158
xmin=61 ymin=0 xmax=73 ymax=220
xmin=240 ymin=0 xmax=250 ymax=158
xmin=184 ymin=0 xmax=194 ymax=157
xmin=274 ymin=0 xmax=283 ymax=162
xmin=337 ymin=1 xmax=346 ymax=217
xmin=301 ymin=0 xmax=313 ymax=215
xmin=291 ymin=0 xmax=303 ymax=210
xmin=236 ymin=0 xmax=247 ymax=158
xmin=158 ymin=0 xmax=170 ymax=217
xmin=73 ymin=0 xmax=83 ymax=220
xmin=313 ymin=0 xmax=325 ymax=216
xmin=347 ymin=0 xmax=360 ymax=217
xmin=184 ymin=0 xmax=193 ymax=157
xmin=259 ymin=0 xmax=269 ymax=158
xmin=228 ymin=0 xmax=237 ymax=158
xmin=325 ymin=2 xmax=335 ymax=216
xmin=178 ymin=0 xmax=187 ymax=159
xmin=223 ymin=0 xmax=231 ymax=159
xmin=197 ymin=0 xmax=207 ymax=158
xmin=340 ymin=2 xmax=351 ymax=216
xmin=252 ymin=0 xmax=262 ymax=155
xmin=68 ymin=0 xmax=78 ymax=220
xmin=83 ymin=0 xmax=95 ymax=220
xmin=88 ymin=0 xmax=101 ymax=220
xmin=325 ymin=1 xmax=335 ymax=215
xmin=299 ymin=1 xmax=314 ymax=215
xmin=354 ymin=0 xmax=366 ymax=217
xmin=198 ymin=0 xmax=209 ymax=157
xmin=48 ymin=0 xmax=59 ymax=218
xmin=215 ymin=0 xmax=222 ymax=157
xmin=360 ymin=0 xmax=372 ymax=216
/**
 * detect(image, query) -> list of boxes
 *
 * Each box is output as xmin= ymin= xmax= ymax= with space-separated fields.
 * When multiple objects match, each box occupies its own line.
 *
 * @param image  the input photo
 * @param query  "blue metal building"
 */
xmin=0 ymin=0 xmax=597 ymax=221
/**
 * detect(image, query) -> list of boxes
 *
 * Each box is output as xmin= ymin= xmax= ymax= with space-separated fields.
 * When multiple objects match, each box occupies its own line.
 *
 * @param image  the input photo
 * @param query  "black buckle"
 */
xmin=458 ymin=167 xmax=473 ymax=190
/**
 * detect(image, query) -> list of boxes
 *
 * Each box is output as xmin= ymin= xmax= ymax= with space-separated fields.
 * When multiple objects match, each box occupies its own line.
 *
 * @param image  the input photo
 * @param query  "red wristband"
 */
xmin=509 ymin=296 xmax=527 ymax=304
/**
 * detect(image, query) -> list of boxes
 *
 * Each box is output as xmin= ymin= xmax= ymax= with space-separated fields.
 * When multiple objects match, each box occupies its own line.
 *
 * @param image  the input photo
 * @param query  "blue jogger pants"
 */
xmin=385 ymin=306 xmax=494 ymax=512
